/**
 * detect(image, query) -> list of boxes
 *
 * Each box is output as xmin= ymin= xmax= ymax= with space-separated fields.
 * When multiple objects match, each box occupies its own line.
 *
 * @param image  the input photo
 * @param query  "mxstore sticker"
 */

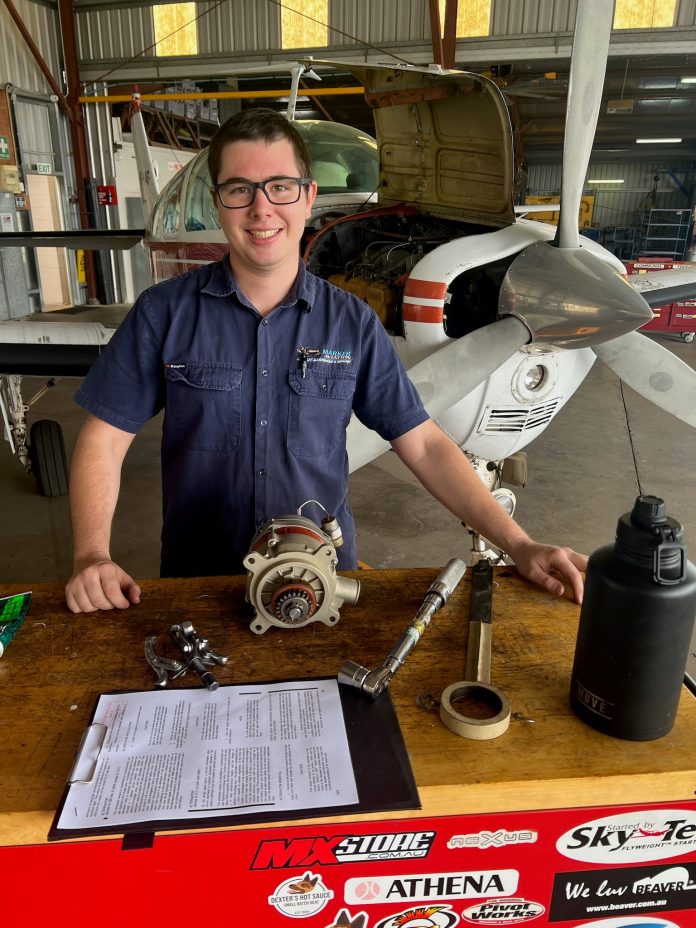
xmin=251 ymin=830 xmax=435 ymax=868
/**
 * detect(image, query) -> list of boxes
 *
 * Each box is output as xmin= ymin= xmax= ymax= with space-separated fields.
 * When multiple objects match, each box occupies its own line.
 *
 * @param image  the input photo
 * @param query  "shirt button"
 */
xmin=261 ymin=369 xmax=269 ymax=377
xmin=257 ymin=469 xmax=266 ymax=477
xmin=321 ymin=383 xmax=328 ymax=391
xmin=260 ymin=418 xmax=268 ymax=427
xmin=261 ymin=319 xmax=269 ymax=326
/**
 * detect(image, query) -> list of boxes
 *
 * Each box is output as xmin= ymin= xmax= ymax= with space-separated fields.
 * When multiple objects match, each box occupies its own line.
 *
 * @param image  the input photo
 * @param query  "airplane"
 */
xmin=1 ymin=0 xmax=696 ymax=565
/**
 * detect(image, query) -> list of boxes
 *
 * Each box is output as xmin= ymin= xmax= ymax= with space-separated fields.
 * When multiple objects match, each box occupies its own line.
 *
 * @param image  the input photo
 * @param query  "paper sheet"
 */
xmin=57 ymin=679 xmax=358 ymax=831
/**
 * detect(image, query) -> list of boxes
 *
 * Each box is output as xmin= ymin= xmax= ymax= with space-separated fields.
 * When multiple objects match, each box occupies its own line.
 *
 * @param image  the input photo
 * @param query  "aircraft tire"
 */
xmin=29 ymin=419 xmax=68 ymax=497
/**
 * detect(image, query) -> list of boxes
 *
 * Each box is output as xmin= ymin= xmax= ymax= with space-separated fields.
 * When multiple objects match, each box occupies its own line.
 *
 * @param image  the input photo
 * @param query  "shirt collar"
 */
xmin=202 ymin=256 xmax=316 ymax=312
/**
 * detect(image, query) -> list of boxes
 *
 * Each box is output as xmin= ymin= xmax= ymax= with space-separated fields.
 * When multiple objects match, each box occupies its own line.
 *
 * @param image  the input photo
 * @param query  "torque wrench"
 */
xmin=338 ymin=558 xmax=467 ymax=698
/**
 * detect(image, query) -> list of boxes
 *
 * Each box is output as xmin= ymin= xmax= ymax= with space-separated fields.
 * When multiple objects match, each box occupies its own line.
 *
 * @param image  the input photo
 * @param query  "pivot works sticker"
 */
xmin=252 ymin=831 xmax=436 ymax=868
xmin=461 ymin=898 xmax=545 ymax=924
xmin=344 ymin=870 xmax=518 ymax=904
xmin=556 ymin=809 xmax=696 ymax=863
xmin=549 ymin=861 xmax=696 ymax=922
xmin=374 ymin=905 xmax=459 ymax=928
xmin=268 ymin=871 xmax=333 ymax=917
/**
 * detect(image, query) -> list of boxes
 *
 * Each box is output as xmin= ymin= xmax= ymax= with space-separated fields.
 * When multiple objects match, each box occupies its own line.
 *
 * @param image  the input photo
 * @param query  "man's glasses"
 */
xmin=213 ymin=176 xmax=311 ymax=209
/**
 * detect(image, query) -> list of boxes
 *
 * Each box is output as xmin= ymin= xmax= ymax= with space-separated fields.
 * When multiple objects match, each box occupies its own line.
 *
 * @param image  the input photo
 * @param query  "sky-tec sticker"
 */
xmin=555 ymin=809 xmax=696 ymax=863
xmin=549 ymin=861 xmax=696 ymax=922
xmin=344 ymin=869 xmax=518 ymax=904
xmin=251 ymin=831 xmax=435 ymax=868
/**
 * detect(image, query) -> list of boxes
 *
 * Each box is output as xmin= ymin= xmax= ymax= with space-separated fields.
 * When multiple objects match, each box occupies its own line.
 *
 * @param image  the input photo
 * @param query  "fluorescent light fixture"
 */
xmin=588 ymin=178 xmax=624 ymax=184
xmin=636 ymin=137 xmax=682 ymax=143
xmin=680 ymin=76 xmax=696 ymax=83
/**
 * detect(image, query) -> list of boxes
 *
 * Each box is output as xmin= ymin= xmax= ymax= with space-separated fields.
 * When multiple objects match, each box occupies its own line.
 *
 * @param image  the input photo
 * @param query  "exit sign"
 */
xmin=36 ymin=162 xmax=51 ymax=174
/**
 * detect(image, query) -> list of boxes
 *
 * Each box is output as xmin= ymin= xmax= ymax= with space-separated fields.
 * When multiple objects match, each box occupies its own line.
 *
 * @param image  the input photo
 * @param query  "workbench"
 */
xmin=1 ymin=568 xmax=695 ymax=927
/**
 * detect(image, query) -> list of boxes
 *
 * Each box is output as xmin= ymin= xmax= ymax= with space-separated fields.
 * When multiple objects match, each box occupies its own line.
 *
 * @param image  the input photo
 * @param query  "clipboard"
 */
xmin=48 ymin=677 xmax=419 ymax=841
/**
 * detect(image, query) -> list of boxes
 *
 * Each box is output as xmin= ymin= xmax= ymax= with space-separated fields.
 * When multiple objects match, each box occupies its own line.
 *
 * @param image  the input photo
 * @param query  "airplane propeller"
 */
xmin=347 ymin=316 xmax=529 ymax=471
xmin=348 ymin=0 xmax=696 ymax=474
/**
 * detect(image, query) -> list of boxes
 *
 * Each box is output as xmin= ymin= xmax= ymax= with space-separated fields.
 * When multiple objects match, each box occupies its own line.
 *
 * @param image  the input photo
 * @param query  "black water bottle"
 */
xmin=570 ymin=495 xmax=696 ymax=741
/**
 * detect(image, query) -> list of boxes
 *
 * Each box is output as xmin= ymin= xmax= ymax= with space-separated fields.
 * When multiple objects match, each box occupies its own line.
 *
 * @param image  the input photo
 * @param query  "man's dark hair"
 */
xmin=208 ymin=108 xmax=312 ymax=185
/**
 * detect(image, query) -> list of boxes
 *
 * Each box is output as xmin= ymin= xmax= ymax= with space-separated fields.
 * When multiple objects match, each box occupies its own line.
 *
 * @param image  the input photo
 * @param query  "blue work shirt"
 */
xmin=75 ymin=258 xmax=428 ymax=577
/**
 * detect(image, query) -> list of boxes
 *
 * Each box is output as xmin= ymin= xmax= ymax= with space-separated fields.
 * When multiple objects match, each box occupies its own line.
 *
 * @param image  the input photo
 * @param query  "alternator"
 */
xmin=243 ymin=515 xmax=361 ymax=635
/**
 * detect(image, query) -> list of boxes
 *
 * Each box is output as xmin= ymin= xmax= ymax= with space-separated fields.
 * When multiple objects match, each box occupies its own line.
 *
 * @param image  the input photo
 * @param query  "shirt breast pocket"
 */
xmin=164 ymin=361 xmax=242 ymax=452
xmin=287 ymin=369 xmax=356 ymax=458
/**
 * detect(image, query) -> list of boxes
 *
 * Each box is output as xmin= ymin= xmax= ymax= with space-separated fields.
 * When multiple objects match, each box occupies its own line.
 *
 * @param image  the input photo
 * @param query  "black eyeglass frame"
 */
xmin=212 ymin=176 xmax=312 ymax=209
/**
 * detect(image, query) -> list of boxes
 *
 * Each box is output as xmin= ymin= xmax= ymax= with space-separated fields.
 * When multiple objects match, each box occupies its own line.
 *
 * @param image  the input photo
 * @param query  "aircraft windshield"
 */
xmin=154 ymin=118 xmax=379 ymax=237
xmin=296 ymin=120 xmax=379 ymax=195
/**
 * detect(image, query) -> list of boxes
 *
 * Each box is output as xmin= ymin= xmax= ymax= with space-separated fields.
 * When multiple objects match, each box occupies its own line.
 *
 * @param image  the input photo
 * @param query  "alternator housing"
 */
xmin=243 ymin=515 xmax=361 ymax=635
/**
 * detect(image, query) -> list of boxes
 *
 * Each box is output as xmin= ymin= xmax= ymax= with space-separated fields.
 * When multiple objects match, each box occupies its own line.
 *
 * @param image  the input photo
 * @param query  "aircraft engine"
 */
xmin=306 ymin=208 xmax=508 ymax=343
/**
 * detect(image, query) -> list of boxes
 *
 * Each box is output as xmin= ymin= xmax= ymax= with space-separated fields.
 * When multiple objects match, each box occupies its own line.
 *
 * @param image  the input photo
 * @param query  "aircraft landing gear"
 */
xmin=29 ymin=419 xmax=68 ymax=496
xmin=681 ymin=332 xmax=695 ymax=344
xmin=0 ymin=374 xmax=69 ymax=496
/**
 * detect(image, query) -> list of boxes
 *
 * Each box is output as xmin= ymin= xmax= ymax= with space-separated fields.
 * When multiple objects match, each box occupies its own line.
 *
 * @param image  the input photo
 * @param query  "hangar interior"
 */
xmin=3 ymin=4 xmax=696 ymax=909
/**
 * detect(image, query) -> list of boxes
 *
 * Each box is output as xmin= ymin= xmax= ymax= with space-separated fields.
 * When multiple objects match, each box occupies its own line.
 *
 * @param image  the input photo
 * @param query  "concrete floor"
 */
xmin=1 ymin=330 xmax=695 ymax=679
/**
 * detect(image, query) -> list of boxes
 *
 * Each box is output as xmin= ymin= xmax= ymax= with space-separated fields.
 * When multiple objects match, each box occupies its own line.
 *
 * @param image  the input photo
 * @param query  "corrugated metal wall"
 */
xmin=71 ymin=0 xmax=696 ymax=70
xmin=527 ymin=160 xmax=694 ymax=228
xmin=0 ymin=0 xmax=62 ymax=93
xmin=76 ymin=6 xmax=154 ymax=66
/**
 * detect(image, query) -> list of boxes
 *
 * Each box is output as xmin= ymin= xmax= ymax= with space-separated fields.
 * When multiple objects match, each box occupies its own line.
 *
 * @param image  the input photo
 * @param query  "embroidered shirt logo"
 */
xmin=317 ymin=348 xmax=352 ymax=364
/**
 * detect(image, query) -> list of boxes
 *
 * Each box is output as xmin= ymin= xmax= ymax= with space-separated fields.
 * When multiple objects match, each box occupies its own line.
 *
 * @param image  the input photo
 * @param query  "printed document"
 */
xmin=57 ymin=679 xmax=358 ymax=830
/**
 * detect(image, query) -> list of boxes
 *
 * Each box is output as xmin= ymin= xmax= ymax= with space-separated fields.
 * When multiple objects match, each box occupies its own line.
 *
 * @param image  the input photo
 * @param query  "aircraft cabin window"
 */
xmin=154 ymin=167 xmax=186 ymax=236
xmin=184 ymin=150 xmax=221 ymax=232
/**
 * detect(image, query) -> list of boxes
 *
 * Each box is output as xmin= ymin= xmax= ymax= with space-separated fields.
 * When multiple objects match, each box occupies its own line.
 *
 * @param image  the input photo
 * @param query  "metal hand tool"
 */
xmin=439 ymin=559 xmax=511 ymax=740
xmin=338 ymin=558 xmax=467 ymax=699
xmin=144 ymin=636 xmax=187 ymax=688
xmin=170 ymin=621 xmax=229 ymax=691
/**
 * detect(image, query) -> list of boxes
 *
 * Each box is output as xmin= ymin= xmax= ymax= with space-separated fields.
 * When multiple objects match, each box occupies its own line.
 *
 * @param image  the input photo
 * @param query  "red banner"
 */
xmin=3 ymin=800 xmax=696 ymax=927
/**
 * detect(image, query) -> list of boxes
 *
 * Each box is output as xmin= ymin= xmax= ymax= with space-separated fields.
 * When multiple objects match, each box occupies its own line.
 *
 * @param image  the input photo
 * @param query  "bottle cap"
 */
xmin=615 ymin=495 xmax=685 ymax=583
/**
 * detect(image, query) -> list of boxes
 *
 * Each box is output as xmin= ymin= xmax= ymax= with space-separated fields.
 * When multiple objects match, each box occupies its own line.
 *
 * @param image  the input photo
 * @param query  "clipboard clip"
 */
xmin=67 ymin=722 xmax=108 ymax=784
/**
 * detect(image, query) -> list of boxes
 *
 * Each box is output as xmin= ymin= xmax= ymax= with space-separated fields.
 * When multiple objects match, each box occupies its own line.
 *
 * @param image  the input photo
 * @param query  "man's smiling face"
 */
xmin=214 ymin=137 xmax=317 ymax=280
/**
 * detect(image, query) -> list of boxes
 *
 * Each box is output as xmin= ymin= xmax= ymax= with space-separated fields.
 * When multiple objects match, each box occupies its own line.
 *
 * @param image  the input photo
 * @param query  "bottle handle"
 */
xmin=653 ymin=541 xmax=686 ymax=584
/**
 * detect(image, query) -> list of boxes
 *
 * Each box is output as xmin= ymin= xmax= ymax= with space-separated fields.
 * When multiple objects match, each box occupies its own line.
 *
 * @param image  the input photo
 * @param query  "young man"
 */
xmin=65 ymin=108 xmax=586 ymax=614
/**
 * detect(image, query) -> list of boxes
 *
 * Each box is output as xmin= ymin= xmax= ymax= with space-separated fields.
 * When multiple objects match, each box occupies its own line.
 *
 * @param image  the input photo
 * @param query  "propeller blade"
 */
xmin=556 ymin=0 xmax=613 ymax=249
xmin=347 ymin=315 xmax=529 ymax=472
xmin=593 ymin=331 xmax=696 ymax=428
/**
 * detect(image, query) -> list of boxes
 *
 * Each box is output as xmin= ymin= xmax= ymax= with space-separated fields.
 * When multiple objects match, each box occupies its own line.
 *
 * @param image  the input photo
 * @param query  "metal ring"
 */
xmin=439 ymin=680 xmax=511 ymax=740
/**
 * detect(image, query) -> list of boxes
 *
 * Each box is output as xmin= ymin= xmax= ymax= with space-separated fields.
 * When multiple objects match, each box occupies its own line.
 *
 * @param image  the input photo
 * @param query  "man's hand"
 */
xmin=65 ymin=558 xmax=141 ymax=614
xmin=507 ymin=539 xmax=588 ymax=604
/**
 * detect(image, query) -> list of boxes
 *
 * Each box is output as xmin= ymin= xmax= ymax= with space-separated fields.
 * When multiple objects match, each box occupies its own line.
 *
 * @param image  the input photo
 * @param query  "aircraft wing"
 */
xmin=626 ymin=266 xmax=696 ymax=307
xmin=0 ymin=318 xmax=116 ymax=376
xmin=0 ymin=229 xmax=145 ymax=250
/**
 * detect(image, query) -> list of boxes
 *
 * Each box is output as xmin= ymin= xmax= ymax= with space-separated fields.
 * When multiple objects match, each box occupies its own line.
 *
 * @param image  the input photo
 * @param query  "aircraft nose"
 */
xmin=499 ymin=240 xmax=653 ymax=350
